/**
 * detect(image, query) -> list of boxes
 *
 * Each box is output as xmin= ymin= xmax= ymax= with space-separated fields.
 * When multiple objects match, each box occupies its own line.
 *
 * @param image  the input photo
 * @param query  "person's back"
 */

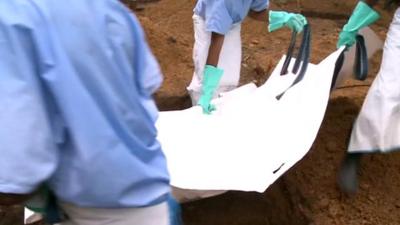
xmin=0 ymin=0 xmax=171 ymax=223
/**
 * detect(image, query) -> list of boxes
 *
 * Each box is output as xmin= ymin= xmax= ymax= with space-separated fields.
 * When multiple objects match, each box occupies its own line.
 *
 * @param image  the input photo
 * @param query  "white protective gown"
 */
xmin=348 ymin=8 xmax=400 ymax=153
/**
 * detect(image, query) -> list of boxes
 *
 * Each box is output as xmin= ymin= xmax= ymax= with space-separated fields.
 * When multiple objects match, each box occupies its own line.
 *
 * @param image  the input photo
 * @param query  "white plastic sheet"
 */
xmin=157 ymin=48 xmax=345 ymax=198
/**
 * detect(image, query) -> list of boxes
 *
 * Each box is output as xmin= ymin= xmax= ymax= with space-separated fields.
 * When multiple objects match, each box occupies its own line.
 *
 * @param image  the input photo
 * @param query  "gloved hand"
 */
xmin=25 ymin=186 xmax=64 ymax=224
xmin=25 ymin=187 xmax=49 ymax=214
xmin=337 ymin=1 xmax=380 ymax=48
xmin=268 ymin=11 xmax=308 ymax=33
xmin=198 ymin=65 xmax=223 ymax=114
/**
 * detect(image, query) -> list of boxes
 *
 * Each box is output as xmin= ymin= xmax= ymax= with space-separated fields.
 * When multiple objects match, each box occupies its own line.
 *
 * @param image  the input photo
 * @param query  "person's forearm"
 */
xmin=0 ymin=193 xmax=32 ymax=206
xmin=363 ymin=0 xmax=379 ymax=7
xmin=206 ymin=32 xmax=225 ymax=67
xmin=248 ymin=9 xmax=268 ymax=22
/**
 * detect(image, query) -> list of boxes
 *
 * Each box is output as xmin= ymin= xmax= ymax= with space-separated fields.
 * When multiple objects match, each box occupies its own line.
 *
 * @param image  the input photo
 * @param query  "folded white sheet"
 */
xmin=157 ymin=48 xmax=345 ymax=194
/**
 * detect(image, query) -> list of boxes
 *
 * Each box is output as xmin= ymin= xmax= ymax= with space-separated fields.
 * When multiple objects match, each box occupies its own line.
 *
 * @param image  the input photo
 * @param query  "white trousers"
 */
xmin=187 ymin=14 xmax=242 ymax=105
xmin=348 ymin=8 xmax=400 ymax=153
xmin=59 ymin=202 xmax=169 ymax=225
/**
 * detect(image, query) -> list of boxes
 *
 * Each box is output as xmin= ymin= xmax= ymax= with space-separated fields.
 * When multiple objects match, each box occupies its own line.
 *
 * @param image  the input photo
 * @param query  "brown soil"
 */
xmin=1 ymin=1 xmax=399 ymax=225
xmin=0 ymin=206 xmax=23 ymax=225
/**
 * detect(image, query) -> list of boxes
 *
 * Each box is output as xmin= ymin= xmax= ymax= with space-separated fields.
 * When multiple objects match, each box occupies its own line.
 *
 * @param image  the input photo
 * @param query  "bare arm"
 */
xmin=248 ymin=9 xmax=268 ymax=22
xmin=206 ymin=32 xmax=225 ymax=66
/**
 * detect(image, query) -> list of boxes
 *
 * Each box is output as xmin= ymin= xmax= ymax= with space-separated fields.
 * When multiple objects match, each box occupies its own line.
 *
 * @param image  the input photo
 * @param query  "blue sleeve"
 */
xmin=250 ymin=0 xmax=269 ymax=12
xmin=0 ymin=5 xmax=58 ymax=194
xmin=204 ymin=0 xmax=234 ymax=35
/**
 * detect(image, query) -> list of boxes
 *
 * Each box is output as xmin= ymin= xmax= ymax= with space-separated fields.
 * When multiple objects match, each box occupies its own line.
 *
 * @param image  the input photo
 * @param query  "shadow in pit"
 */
xmin=181 ymin=178 xmax=311 ymax=225
xmin=155 ymin=94 xmax=193 ymax=111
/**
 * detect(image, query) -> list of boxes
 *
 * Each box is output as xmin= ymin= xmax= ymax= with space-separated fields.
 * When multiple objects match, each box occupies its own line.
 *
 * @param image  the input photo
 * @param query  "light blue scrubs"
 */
xmin=194 ymin=0 xmax=269 ymax=34
xmin=0 ymin=0 xmax=170 ymax=208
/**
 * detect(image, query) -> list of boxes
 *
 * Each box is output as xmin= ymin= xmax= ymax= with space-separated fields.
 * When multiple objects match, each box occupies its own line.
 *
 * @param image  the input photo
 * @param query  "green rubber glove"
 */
xmin=337 ymin=1 xmax=380 ymax=48
xmin=198 ymin=65 xmax=223 ymax=114
xmin=268 ymin=11 xmax=308 ymax=33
